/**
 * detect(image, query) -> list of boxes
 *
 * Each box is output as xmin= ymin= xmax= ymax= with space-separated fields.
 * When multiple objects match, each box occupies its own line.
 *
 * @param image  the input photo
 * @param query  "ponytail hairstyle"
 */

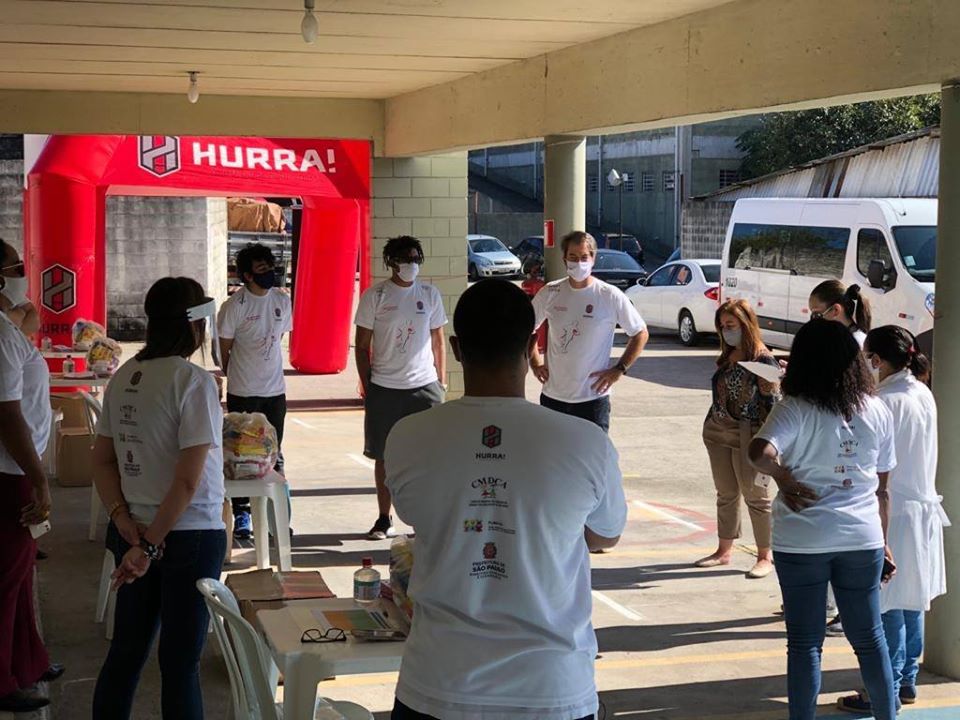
xmin=864 ymin=325 xmax=931 ymax=384
xmin=810 ymin=279 xmax=872 ymax=332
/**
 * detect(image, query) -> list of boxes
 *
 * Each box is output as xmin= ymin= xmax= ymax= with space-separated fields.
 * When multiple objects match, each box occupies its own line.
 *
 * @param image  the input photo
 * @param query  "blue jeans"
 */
xmin=540 ymin=393 xmax=611 ymax=433
xmin=882 ymin=609 xmax=923 ymax=693
xmin=92 ymin=523 xmax=226 ymax=720
xmin=774 ymin=549 xmax=896 ymax=720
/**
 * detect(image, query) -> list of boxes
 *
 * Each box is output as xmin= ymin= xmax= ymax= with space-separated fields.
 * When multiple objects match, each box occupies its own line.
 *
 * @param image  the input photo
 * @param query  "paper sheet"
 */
xmin=738 ymin=361 xmax=784 ymax=383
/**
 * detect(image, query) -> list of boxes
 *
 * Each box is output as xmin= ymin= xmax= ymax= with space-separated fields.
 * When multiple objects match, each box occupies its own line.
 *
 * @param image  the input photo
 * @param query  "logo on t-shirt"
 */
xmin=394 ymin=322 xmax=415 ymax=353
xmin=839 ymin=438 xmax=859 ymax=458
xmin=274 ymin=308 xmax=282 ymax=319
xmin=559 ymin=321 xmax=581 ymax=353
xmin=464 ymin=519 xmax=483 ymax=532
xmin=119 ymin=404 xmax=138 ymax=426
xmin=471 ymin=542 xmax=507 ymax=580
xmin=416 ymin=300 xmax=424 ymax=313
xmin=482 ymin=425 xmax=501 ymax=448
xmin=123 ymin=449 xmax=142 ymax=477
xmin=130 ymin=371 xmax=142 ymax=386
xmin=585 ymin=304 xmax=594 ymax=315
xmin=842 ymin=478 xmax=854 ymax=488
xmin=470 ymin=477 xmax=509 ymax=508
xmin=483 ymin=542 xmax=497 ymax=559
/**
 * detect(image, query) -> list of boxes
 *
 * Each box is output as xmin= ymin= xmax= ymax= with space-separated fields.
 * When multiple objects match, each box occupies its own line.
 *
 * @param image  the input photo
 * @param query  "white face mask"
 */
xmin=0 ymin=275 xmax=28 ymax=308
xmin=396 ymin=263 xmax=419 ymax=283
xmin=722 ymin=328 xmax=742 ymax=347
xmin=566 ymin=260 xmax=593 ymax=282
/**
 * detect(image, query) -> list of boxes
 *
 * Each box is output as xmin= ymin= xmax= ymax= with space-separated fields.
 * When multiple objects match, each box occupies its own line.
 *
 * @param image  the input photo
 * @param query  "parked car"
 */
xmin=512 ymin=235 xmax=544 ymax=265
xmin=626 ymin=259 xmax=721 ymax=346
xmin=596 ymin=233 xmax=644 ymax=266
xmin=467 ymin=234 xmax=522 ymax=280
xmin=591 ymin=249 xmax=647 ymax=290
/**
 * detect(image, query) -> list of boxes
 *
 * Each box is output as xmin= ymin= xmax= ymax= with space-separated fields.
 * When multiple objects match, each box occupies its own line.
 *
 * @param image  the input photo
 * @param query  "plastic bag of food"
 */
xmin=86 ymin=337 xmax=122 ymax=375
xmin=72 ymin=319 xmax=106 ymax=351
xmin=389 ymin=535 xmax=415 ymax=620
xmin=222 ymin=412 xmax=279 ymax=480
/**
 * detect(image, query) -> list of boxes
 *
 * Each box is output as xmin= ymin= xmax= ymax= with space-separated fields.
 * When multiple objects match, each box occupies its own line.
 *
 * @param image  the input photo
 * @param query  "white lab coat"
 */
xmin=877 ymin=369 xmax=950 ymax=613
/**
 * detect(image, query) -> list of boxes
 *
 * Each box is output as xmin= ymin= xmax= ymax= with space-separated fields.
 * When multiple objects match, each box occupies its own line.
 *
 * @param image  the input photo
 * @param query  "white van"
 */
xmin=720 ymin=198 xmax=936 ymax=350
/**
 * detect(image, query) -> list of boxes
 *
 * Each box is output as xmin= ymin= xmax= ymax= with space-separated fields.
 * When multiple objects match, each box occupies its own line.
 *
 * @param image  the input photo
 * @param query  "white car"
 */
xmin=626 ymin=259 xmax=721 ymax=346
xmin=467 ymin=234 xmax=522 ymax=280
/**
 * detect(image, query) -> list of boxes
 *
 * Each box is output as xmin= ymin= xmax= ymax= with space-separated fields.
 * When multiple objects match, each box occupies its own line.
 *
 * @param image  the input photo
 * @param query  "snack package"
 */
xmin=87 ymin=337 xmax=122 ymax=375
xmin=222 ymin=412 xmax=279 ymax=480
xmin=389 ymin=535 xmax=415 ymax=620
xmin=72 ymin=319 xmax=107 ymax=351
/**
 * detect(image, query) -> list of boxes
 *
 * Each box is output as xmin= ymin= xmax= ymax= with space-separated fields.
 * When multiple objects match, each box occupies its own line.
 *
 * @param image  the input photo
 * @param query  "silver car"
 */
xmin=467 ymin=234 xmax=522 ymax=281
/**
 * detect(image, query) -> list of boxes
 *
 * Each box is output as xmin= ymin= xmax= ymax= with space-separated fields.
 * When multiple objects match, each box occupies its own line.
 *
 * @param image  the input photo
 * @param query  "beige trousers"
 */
xmin=702 ymin=414 xmax=772 ymax=547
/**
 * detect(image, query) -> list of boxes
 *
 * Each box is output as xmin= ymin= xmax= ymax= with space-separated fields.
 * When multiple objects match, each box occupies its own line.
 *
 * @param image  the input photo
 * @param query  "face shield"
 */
xmin=185 ymin=297 xmax=222 ymax=368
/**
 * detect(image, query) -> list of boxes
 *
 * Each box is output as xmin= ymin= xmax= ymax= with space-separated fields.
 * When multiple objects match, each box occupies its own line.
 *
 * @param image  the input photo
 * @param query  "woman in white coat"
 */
xmin=838 ymin=326 xmax=949 ymax=714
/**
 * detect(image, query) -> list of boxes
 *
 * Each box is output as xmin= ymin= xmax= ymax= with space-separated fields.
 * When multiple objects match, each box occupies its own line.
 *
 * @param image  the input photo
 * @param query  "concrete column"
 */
xmin=925 ymin=80 xmax=960 ymax=679
xmin=543 ymin=135 xmax=586 ymax=281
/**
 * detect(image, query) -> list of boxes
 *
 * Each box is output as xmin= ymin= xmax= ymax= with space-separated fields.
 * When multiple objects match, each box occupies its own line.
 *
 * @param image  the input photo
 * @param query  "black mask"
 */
xmin=251 ymin=270 xmax=276 ymax=290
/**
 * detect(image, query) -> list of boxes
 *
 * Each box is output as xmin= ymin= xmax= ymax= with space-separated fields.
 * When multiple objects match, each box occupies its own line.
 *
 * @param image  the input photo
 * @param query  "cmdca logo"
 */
xmin=191 ymin=142 xmax=338 ymax=173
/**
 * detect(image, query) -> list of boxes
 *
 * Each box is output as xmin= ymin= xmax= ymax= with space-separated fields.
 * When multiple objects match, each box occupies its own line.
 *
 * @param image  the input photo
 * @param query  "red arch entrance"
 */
xmin=25 ymin=134 xmax=371 ymax=374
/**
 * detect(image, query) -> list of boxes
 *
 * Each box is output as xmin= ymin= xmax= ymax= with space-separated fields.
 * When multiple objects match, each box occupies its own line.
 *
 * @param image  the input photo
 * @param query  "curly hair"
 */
xmin=383 ymin=235 xmax=424 ymax=268
xmin=782 ymin=318 xmax=873 ymax=420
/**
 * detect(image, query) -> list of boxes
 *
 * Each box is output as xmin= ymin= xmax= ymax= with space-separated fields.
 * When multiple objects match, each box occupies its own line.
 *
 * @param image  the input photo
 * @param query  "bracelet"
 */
xmin=615 ymin=360 xmax=629 ymax=374
xmin=107 ymin=500 xmax=129 ymax=520
xmin=138 ymin=539 xmax=163 ymax=562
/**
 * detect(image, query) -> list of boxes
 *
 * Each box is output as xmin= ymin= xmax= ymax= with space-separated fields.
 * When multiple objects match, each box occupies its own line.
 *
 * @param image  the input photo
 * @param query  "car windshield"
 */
xmin=596 ymin=251 xmax=641 ymax=271
xmin=892 ymin=226 xmax=936 ymax=280
xmin=700 ymin=264 xmax=721 ymax=283
xmin=470 ymin=237 xmax=507 ymax=254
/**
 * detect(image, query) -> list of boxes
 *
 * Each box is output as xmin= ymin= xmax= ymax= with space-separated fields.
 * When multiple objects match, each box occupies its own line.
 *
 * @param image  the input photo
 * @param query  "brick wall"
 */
xmin=0 ymin=159 xmax=23 ymax=252
xmin=680 ymin=200 xmax=734 ymax=259
xmin=371 ymin=152 xmax=468 ymax=397
xmin=106 ymin=196 xmax=228 ymax=339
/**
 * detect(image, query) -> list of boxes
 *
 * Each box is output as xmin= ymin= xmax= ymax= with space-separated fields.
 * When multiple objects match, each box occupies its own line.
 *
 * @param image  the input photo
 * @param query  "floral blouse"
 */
xmin=709 ymin=353 xmax=781 ymax=423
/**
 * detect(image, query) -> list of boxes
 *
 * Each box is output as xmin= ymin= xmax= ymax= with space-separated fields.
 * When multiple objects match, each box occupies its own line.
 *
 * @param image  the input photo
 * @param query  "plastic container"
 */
xmin=62 ymin=355 xmax=75 ymax=374
xmin=353 ymin=557 xmax=381 ymax=605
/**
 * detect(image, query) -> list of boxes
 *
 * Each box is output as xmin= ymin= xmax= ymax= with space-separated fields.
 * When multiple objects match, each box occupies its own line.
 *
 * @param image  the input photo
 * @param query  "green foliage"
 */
xmin=736 ymin=95 xmax=941 ymax=180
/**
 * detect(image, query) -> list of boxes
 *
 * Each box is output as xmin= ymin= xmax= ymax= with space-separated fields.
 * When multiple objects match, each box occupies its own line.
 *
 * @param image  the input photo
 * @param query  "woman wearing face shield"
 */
xmin=91 ymin=277 xmax=226 ymax=720
xmin=354 ymin=236 xmax=447 ymax=540
xmin=0 ymin=239 xmax=40 ymax=337
xmin=696 ymin=299 xmax=779 ymax=579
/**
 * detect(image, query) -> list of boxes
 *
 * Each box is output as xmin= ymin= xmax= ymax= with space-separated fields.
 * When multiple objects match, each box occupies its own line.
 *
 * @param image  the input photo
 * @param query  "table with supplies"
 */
xmin=257 ymin=597 xmax=408 ymax=718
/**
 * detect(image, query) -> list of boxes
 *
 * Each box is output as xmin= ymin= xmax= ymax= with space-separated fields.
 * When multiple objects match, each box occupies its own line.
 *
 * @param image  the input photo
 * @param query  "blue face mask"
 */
xmin=251 ymin=270 xmax=276 ymax=290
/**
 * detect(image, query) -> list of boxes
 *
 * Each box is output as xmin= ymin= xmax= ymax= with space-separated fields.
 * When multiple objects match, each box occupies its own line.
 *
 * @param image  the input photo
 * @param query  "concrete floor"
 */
xmin=28 ymin=331 xmax=960 ymax=719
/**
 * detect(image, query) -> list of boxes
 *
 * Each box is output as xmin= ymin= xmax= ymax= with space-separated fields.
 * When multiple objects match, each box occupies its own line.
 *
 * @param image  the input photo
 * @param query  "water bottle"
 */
xmin=353 ymin=557 xmax=381 ymax=605
xmin=62 ymin=355 xmax=75 ymax=374
xmin=41 ymin=336 xmax=52 ymax=352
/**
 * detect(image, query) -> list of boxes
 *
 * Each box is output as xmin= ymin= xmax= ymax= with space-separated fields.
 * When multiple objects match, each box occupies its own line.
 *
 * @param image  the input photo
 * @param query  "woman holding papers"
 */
xmin=696 ymin=299 xmax=780 ymax=579
xmin=748 ymin=319 xmax=897 ymax=720
xmin=838 ymin=326 xmax=947 ymax=714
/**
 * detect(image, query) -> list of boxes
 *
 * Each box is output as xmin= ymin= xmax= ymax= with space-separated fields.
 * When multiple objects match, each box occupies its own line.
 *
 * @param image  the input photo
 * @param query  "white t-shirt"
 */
xmin=218 ymin=287 xmax=292 ymax=398
xmin=96 ymin=356 xmax=225 ymax=531
xmin=533 ymin=278 xmax=646 ymax=403
xmin=0 ymin=312 xmax=51 ymax=475
xmin=756 ymin=395 xmax=896 ymax=554
xmin=354 ymin=279 xmax=447 ymax=390
xmin=385 ymin=396 xmax=627 ymax=720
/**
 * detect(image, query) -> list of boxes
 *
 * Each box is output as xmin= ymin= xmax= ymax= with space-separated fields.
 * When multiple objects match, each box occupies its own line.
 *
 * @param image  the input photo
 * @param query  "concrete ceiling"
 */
xmin=0 ymin=0 xmax=738 ymax=99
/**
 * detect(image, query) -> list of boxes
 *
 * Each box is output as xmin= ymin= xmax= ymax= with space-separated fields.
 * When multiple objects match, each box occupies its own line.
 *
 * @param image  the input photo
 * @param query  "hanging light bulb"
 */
xmin=187 ymin=71 xmax=200 ymax=104
xmin=301 ymin=0 xmax=319 ymax=44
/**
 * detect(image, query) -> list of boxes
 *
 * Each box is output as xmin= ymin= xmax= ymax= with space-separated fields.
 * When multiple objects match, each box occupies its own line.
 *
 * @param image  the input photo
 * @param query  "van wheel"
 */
xmin=678 ymin=311 xmax=700 ymax=346
xmin=468 ymin=263 xmax=478 ymax=282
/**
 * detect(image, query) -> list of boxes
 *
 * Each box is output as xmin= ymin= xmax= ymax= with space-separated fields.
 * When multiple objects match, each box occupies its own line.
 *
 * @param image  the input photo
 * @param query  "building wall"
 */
xmin=681 ymin=201 xmax=734 ymax=260
xmin=371 ymin=152 xmax=468 ymax=397
xmin=0 ymin=159 xmax=23 ymax=252
xmin=470 ymin=212 xmax=543 ymax=247
xmin=106 ymin=196 xmax=228 ymax=339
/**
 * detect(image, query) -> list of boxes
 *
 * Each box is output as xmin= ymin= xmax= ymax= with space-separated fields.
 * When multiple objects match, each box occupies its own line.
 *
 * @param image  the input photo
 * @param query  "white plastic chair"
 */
xmin=95 ymin=548 xmax=117 ymax=640
xmin=196 ymin=578 xmax=372 ymax=720
xmin=79 ymin=390 xmax=106 ymax=542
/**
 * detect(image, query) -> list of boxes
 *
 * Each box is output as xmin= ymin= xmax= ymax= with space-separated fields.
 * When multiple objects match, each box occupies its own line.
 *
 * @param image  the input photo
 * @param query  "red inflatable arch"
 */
xmin=24 ymin=134 xmax=371 ymax=374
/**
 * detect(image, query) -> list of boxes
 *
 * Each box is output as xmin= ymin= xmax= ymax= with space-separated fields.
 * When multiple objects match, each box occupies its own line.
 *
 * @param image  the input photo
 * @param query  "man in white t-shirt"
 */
xmin=355 ymin=236 xmax=446 ymax=540
xmin=0 ymin=239 xmax=40 ymax=337
xmin=531 ymin=231 xmax=649 ymax=432
xmin=218 ymin=243 xmax=292 ymax=539
xmin=385 ymin=279 xmax=626 ymax=720
xmin=0 ymin=311 xmax=54 ymax=713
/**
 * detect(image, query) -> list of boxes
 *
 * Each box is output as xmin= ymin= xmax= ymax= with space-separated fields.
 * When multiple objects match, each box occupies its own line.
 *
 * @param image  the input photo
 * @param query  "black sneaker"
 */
xmin=825 ymin=616 xmax=845 ymax=637
xmin=899 ymin=685 xmax=917 ymax=704
xmin=367 ymin=515 xmax=396 ymax=540
xmin=0 ymin=690 xmax=50 ymax=713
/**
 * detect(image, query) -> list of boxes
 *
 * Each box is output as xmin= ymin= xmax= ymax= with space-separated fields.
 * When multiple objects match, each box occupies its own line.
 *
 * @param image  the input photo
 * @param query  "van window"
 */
xmin=857 ymin=228 xmax=894 ymax=277
xmin=892 ymin=226 xmax=936 ymax=281
xmin=729 ymin=223 xmax=849 ymax=278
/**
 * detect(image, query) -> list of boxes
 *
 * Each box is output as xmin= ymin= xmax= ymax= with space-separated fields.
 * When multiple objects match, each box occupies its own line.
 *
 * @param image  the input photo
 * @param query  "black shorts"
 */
xmin=364 ymin=381 xmax=445 ymax=461
xmin=540 ymin=393 xmax=611 ymax=433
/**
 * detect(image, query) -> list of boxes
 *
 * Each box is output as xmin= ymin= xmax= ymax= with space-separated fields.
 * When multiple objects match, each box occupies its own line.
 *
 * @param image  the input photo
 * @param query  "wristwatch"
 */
xmin=138 ymin=539 xmax=163 ymax=562
xmin=615 ymin=360 xmax=629 ymax=374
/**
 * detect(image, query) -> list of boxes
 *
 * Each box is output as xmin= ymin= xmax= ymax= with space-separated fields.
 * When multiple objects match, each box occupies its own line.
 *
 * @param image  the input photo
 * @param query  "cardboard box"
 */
xmin=51 ymin=393 xmax=92 ymax=431
xmin=225 ymin=570 xmax=335 ymax=625
xmin=56 ymin=429 xmax=94 ymax=486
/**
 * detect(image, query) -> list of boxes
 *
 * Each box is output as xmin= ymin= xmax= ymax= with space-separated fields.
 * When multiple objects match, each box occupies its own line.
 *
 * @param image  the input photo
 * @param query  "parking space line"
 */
xmin=592 ymin=590 xmax=644 ymax=622
xmin=348 ymin=453 xmax=376 ymax=469
xmin=632 ymin=500 xmax=704 ymax=531
xmin=290 ymin=418 xmax=317 ymax=429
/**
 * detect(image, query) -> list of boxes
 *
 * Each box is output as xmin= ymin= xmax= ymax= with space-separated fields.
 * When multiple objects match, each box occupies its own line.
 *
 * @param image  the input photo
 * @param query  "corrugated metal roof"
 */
xmin=698 ymin=126 xmax=940 ymax=201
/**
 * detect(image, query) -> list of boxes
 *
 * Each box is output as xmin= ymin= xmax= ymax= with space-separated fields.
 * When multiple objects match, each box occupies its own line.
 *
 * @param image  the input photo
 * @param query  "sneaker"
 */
xmin=825 ymin=616 xmax=845 ymax=637
xmin=899 ymin=685 xmax=917 ymax=704
xmin=233 ymin=511 xmax=253 ymax=540
xmin=367 ymin=515 xmax=396 ymax=540
xmin=837 ymin=692 xmax=872 ymax=715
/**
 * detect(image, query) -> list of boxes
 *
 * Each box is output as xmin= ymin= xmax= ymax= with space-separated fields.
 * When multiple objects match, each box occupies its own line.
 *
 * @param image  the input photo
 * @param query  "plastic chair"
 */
xmin=196 ymin=578 xmax=372 ymax=720
xmin=95 ymin=549 xmax=117 ymax=640
xmin=79 ymin=391 xmax=106 ymax=542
